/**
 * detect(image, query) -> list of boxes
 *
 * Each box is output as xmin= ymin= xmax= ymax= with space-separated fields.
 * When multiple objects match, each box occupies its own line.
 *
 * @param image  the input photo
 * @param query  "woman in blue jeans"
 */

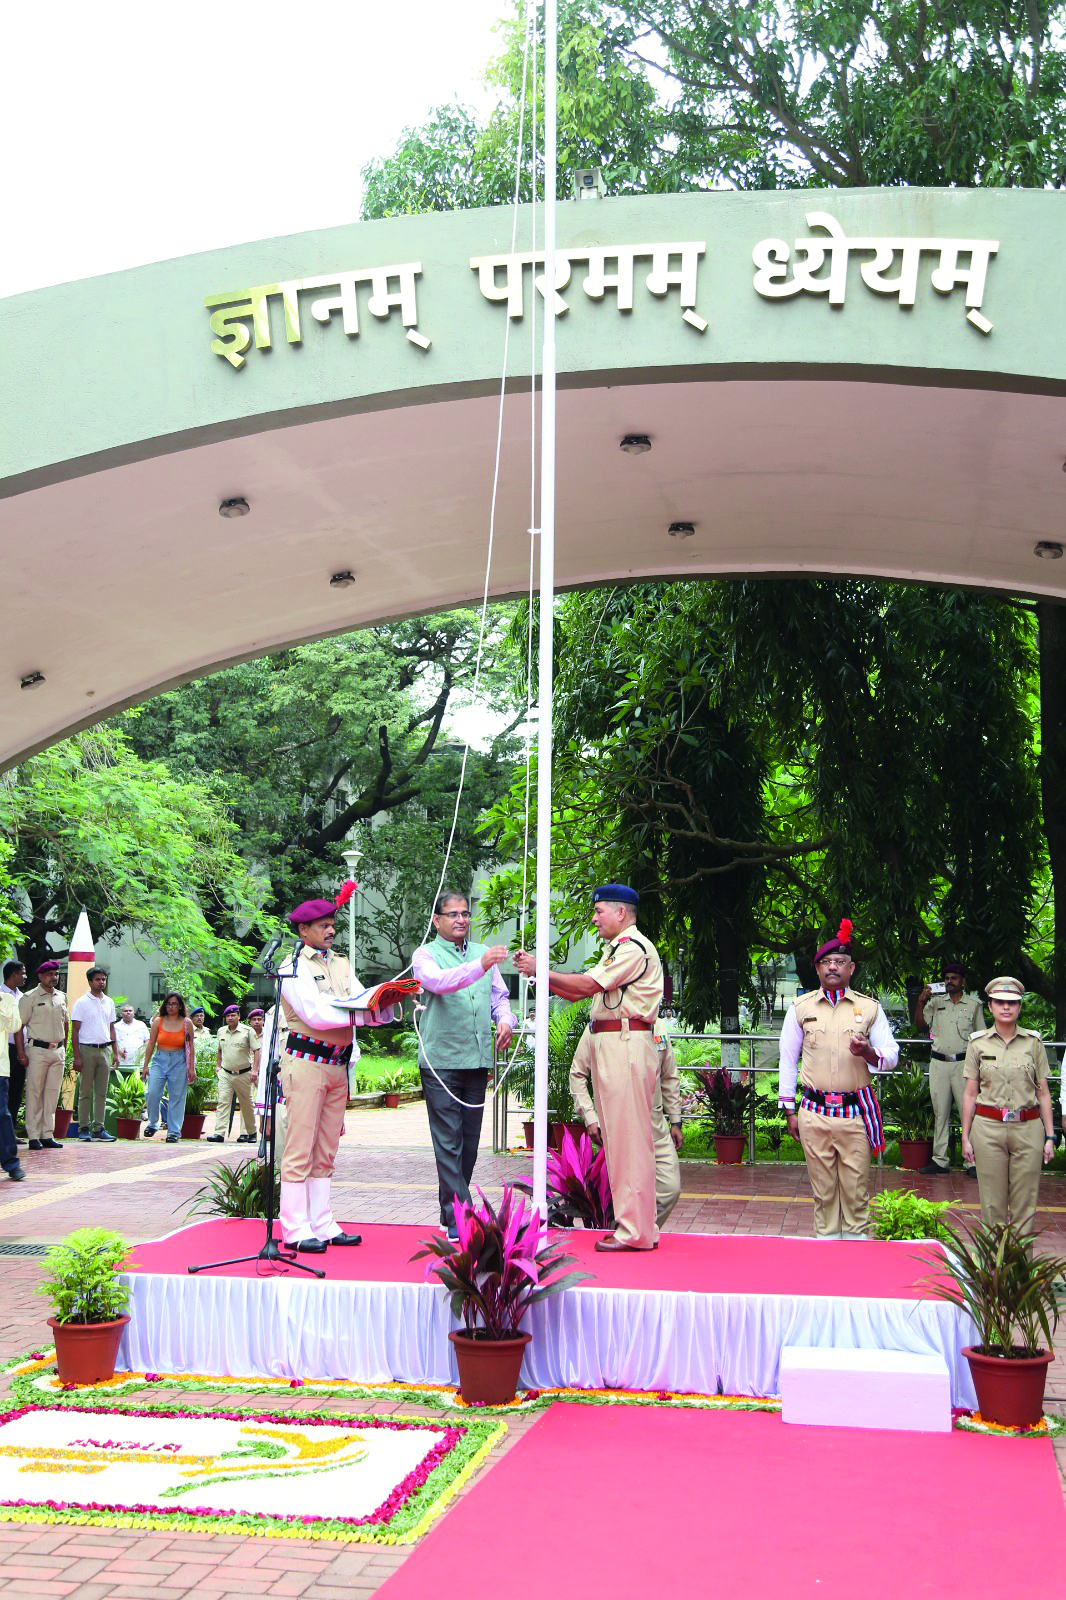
xmin=140 ymin=992 xmax=195 ymax=1142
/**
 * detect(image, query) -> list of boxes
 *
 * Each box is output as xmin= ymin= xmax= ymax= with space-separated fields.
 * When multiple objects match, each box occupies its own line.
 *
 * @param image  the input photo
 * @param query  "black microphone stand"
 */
xmin=189 ymin=939 xmax=325 ymax=1278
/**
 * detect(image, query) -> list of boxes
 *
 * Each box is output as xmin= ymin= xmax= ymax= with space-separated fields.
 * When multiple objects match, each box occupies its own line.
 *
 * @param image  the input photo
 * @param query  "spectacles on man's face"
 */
xmin=439 ymin=911 xmax=470 ymax=920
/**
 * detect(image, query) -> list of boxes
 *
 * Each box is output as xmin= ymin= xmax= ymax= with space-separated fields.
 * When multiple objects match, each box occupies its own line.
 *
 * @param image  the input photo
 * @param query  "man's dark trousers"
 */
xmin=0 ymin=1077 xmax=19 ymax=1174
xmin=7 ymin=1042 xmax=24 ymax=1128
xmin=420 ymin=1067 xmax=489 ymax=1226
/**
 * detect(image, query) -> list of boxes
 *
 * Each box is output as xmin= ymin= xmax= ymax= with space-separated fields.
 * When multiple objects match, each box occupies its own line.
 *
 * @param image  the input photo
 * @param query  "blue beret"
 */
xmin=189 ymin=1006 xmax=205 ymax=1016
xmin=593 ymin=883 xmax=639 ymax=907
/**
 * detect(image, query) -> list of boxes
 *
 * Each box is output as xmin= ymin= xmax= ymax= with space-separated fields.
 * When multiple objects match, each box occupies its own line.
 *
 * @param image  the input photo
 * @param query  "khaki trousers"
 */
xmin=929 ymin=1059 xmax=965 ymax=1166
xmin=798 ymin=1107 xmax=872 ymax=1237
xmin=651 ymin=1091 xmax=681 ymax=1228
xmin=971 ymin=1116 xmax=1043 ymax=1233
xmin=590 ymin=1030 xmax=658 ymax=1248
xmin=213 ymin=1068 xmax=256 ymax=1137
xmin=279 ymin=1056 xmax=347 ymax=1183
xmin=25 ymin=1044 xmax=65 ymax=1141
xmin=78 ymin=1044 xmax=113 ymax=1132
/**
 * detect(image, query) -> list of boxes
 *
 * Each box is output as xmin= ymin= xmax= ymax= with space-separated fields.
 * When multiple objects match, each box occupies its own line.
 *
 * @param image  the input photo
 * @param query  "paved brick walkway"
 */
xmin=0 ymin=1104 xmax=1063 ymax=1595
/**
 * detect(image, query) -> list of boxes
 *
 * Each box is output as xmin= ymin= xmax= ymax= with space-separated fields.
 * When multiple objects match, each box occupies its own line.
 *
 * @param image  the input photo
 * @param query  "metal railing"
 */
xmin=493 ymin=1031 xmax=1066 ymax=1164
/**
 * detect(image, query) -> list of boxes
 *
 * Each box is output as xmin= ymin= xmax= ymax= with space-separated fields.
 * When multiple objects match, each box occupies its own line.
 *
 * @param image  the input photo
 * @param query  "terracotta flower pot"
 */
xmin=714 ymin=1133 xmax=745 ymax=1164
xmin=48 ymin=1314 xmax=131 ymax=1386
xmin=384 ymin=1093 xmax=401 ymax=1109
xmin=448 ymin=1329 xmax=532 ymax=1406
xmin=522 ymin=1120 xmax=534 ymax=1149
xmin=115 ymin=1117 xmax=141 ymax=1141
xmin=180 ymin=1112 xmax=206 ymax=1140
xmin=963 ymin=1346 xmax=1053 ymax=1428
xmin=52 ymin=1108 xmax=73 ymax=1140
xmin=899 ymin=1138 xmax=934 ymax=1171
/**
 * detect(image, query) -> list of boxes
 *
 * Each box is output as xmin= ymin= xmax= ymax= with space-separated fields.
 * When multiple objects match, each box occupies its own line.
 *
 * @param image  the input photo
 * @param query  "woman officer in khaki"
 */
xmin=960 ymin=976 xmax=1056 ymax=1233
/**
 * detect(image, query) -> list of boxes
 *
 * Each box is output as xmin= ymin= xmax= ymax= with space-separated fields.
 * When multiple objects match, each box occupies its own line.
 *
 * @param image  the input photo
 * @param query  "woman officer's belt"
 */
xmin=285 ymin=1031 xmax=352 ymax=1065
xmin=589 ymin=1019 xmax=654 ymax=1034
xmin=974 ymin=1104 xmax=1040 ymax=1124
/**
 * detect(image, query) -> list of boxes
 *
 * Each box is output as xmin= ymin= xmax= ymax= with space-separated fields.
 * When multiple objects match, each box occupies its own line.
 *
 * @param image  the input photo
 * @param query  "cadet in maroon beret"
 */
xmin=777 ymin=920 xmax=900 ymax=1238
xmin=277 ymin=883 xmax=398 ymax=1253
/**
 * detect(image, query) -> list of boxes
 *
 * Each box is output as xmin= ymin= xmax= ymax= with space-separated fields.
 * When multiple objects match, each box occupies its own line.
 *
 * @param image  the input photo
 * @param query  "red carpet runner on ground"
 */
xmin=127 ymin=1220 xmax=947 ymax=1298
xmin=377 ymin=1404 xmax=1066 ymax=1600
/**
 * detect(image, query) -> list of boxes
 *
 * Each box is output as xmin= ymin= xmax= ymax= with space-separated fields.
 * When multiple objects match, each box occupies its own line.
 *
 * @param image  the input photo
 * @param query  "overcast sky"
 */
xmin=2 ymin=0 xmax=506 ymax=300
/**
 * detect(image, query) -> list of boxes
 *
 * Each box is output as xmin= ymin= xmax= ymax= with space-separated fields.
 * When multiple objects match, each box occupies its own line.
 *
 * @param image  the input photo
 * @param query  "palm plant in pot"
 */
xmin=181 ymin=1057 xmax=213 ymax=1139
xmin=37 ymin=1227 xmax=132 ymax=1385
xmin=412 ymin=1185 xmax=589 ymax=1405
xmin=883 ymin=1060 xmax=934 ymax=1169
xmin=106 ymin=1070 xmax=146 ymax=1139
xmin=922 ymin=1219 xmax=1066 ymax=1427
xmin=508 ymin=1002 xmax=590 ymax=1150
xmin=379 ymin=1067 xmax=405 ymax=1109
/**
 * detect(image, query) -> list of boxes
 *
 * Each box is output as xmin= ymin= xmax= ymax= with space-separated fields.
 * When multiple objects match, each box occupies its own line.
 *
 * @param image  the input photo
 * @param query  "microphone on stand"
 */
xmin=260 ymin=932 xmax=285 ymax=976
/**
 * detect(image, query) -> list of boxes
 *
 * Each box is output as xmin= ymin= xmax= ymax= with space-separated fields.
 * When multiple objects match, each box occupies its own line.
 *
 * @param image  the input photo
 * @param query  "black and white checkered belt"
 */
xmin=285 ymin=1032 xmax=352 ymax=1066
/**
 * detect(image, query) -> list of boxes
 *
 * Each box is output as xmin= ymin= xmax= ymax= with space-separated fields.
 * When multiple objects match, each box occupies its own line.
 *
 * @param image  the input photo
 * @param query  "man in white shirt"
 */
xmin=70 ymin=968 xmax=119 ymax=1142
xmin=114 ymin=1004 xmax=150 ymax=1072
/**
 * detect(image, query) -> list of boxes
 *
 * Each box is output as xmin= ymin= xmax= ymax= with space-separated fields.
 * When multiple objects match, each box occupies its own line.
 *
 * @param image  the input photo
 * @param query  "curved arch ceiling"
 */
xmin=2 ymin=188 xmax=1065 ymax=767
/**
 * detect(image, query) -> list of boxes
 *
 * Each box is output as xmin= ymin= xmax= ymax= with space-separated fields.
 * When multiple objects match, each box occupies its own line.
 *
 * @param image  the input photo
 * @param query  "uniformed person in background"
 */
xmin=914 ymin=962 xmax=983 ymax=1177
xmin=517 ymin=884 xmax=664 ymax=1253
xmin=569 ymin=1015 xmax=682 ymax=1229
xmin=16 ymin=960 xmax=68 ymax=1151
xmin=206 ymin=1004 xmax=258 ymax=1143
xmin=961 ymin=976 xmax=1056 ymax=1233
xmin=778 ymin=920 xmax=899 ymax=1239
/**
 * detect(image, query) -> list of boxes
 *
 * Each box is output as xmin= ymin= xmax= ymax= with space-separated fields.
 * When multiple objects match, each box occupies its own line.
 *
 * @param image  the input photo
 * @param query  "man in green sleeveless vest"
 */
xmin=412 ymin=890 xmax=517 ymax=1237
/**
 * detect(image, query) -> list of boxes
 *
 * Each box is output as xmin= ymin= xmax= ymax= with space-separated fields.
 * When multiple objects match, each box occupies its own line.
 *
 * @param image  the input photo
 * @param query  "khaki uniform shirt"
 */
xmin=585 ymin=925 xmax=664 ymax=1025
xmin=217 ymin=1022 xmax=256 ymax=1072
xmin=570 ymin=1026 xmax=679 ymax=1125
xmin=18 ymin=985 xmax=68 ymax=1047
xmin=280 ymin=947 xmax=354 ymax=1049
xmin=793 ymin=988 xmax=880 ymax=1094
xmin=964 ymin=1026 xmax=1049 ymax=1111
xmin=926 ymin=993 xmax=984 ymax=1057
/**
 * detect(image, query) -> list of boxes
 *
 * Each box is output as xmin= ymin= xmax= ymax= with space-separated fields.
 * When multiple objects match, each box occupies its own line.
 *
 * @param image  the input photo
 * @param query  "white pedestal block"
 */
xmin=779 ymin=1344 xmax=952 ymax=1433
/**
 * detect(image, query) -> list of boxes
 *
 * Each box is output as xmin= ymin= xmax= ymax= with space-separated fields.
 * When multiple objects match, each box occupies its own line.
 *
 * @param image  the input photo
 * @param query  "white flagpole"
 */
xmin=531 ymin=0 xmax=558 ymax=1221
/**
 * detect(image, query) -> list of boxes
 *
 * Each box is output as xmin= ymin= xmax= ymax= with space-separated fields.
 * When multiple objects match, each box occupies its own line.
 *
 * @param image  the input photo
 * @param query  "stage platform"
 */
xmin=118 ymin=1220 xmax=977 ymax=1406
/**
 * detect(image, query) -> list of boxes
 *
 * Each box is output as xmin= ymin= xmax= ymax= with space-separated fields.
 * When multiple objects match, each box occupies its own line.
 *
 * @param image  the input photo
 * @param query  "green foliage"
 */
xmin=37 ymin=1228 xmax=132 ymax=1326
xmin=870 ymin=1189 xmax=951 ymax=1241
xmin=0 ymin=838 xmax=22 ymax=953
xmin=508 ymin=1000 xmax=590 ymax=1122
xmin=882 ymin=1062 xmax=936 ymax=1141
xmin=923 ymin=1220 xmax=1066 ymax=1356
xmin=4 ymin=727 xmax=263 ymax=1004
xmin=186 ymin=1157 xmax=270 ymax=1221
xmin=106 ymin=1072 xmax=146 ymax=1119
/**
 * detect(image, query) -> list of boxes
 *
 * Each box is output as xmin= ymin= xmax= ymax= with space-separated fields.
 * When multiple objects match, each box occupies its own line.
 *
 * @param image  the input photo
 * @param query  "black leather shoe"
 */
xmin=40 ymin=1139 xmax=63 ymax=1150
xmin=236 ymin=1133 xmax=255 ymax=1143
xmin=27 ymin=1140 xmax=42 ymax=1151
xmin=205 ymin=1135 xmax=225 ymax=1143
xmin=918 ymin=1161 xmax=950 ymax=1176
xmin=143 ymin=1126 xmax=156 ymax=1138
xmin=7 ymin=1166 xmax=25 ymax=1182
xmin=965 ymin=1165 xmax=978 ymax=1179
xmin=165 ymin=1135 xmax=180 ymax=1143
xmin=295 ymin=1238 xmax=328 ymax=1255
xmin=326 ymin=1232 xmax=362 ymax=1247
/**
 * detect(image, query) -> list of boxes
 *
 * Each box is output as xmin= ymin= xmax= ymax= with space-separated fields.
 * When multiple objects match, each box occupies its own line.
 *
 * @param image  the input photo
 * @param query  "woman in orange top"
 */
xmin=140 ymin=992 xmax=195 ymax=1142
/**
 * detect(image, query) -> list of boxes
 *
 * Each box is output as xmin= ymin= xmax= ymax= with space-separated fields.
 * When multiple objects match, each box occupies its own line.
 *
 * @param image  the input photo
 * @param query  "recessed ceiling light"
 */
xmin=668 ymin=521 xmax=695 ymax=539
xmin=329 ymin=570 xmax=356 ymax=588
xmin=1034 ymin=541 xmax=1064 ymax=559
xmin=219 ymin=497 xmax=250 ymax=518
xmin=19 ymin=671 xmax=45 ymax=690
xmin=620 ymin=434 xmax=652 ymax=456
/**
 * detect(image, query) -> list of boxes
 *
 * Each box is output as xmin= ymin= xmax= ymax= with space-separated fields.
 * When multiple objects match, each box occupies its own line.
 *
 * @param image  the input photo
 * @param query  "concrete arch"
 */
xmin=2 ymin=188 xmax=1065 ymax=767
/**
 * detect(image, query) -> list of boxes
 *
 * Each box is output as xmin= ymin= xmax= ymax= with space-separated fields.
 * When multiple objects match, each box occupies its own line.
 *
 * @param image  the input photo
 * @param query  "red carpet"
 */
xmin=377 ymin=1404 xmax=1065 ymax=1600
xmin=128 ymin=1220 xmax=946 ymax=1298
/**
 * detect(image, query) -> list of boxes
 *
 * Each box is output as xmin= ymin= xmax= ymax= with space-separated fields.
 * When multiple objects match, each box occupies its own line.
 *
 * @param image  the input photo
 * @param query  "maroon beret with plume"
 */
xmin=288 ymin=880 xmax=358 ymax=926
xmin=815 ymin=918 xmax=853 ymax=963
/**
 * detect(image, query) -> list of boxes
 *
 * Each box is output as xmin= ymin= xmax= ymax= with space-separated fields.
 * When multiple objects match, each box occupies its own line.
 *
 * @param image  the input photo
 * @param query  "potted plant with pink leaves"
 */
xmin=412 ymin=1185 xmax=588 ymax=1405
xmin=517 ymin=1126 xmax=614 ymax=1230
